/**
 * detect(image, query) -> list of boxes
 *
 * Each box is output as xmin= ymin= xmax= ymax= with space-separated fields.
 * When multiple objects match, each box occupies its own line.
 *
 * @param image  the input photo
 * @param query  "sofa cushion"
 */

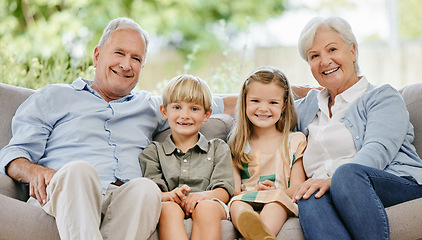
xmin=399 ymin=83 xmax=422 ymax=156
xmin=0 ymin=83 xmax=34 ymax=150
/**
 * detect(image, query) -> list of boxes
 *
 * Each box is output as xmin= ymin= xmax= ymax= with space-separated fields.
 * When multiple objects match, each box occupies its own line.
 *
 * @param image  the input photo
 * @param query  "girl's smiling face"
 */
xmin=246 ymin=81 xmax=285 ymax=131
xmin=306 ymin=27 xmax=359 ymax=97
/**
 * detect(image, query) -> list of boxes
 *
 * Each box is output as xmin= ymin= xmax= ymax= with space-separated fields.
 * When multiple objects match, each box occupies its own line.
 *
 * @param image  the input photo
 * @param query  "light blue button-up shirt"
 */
xmin=0 ymin=78 xmax=225 ymax=193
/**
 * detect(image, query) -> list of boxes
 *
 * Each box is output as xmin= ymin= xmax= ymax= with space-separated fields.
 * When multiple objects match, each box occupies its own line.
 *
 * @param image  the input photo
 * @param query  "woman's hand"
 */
xmin=255 ymin=180 xmax=276 ymax=191
xmin=293 ymin=178 xmax=331 ymax=203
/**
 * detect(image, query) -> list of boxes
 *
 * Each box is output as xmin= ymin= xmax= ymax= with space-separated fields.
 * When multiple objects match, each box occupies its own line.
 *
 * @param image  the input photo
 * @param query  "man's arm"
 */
xmin=292 ymin=84 xmax=322 ymax=100
xmin=7 ymin=158 xmax=56 ymax=206
xmin=222 ymin=95 xmax=237 ymax=116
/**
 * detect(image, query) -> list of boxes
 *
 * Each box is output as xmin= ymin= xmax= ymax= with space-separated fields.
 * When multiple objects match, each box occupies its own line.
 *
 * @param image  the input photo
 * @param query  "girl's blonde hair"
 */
xmin=228 ymin=66 xmax=297 ymax=169
xmin=162 ymin=74 xmax=212 ymax=112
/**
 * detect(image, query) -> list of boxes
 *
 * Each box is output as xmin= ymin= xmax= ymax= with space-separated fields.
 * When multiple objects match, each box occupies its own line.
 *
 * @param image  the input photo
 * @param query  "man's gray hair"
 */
xmin=98 ymin=17 xmax=149 ymax=66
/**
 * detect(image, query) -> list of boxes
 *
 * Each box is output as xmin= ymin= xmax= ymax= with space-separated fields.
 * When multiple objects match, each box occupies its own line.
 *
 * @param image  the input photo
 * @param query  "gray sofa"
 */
xmin=1 ymin=82 xmax=422 ymax=240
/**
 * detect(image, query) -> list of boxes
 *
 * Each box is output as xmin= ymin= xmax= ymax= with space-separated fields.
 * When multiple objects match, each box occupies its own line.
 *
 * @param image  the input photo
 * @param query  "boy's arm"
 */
xmin=207 ymin=140 xmax=235 ymax=197
xmin=182 ymin=188 xmax=229 ymax=215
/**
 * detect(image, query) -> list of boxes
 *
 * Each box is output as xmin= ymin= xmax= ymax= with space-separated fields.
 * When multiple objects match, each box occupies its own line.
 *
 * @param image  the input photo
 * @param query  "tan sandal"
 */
xmin=236 ymin=209 xmax=276 ymax=240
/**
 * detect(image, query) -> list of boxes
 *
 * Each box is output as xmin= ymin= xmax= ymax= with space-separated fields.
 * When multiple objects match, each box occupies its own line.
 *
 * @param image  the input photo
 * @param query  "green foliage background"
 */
xmin=0 ymin=0 xmax=285 ymax=90
xmin=1 ymin=0 xmax=421 ymax=91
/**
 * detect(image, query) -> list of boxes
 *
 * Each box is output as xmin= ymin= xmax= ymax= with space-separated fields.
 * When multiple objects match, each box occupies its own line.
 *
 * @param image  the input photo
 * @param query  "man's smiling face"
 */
xmin=92 ymin=29 xmax=146 ymax=102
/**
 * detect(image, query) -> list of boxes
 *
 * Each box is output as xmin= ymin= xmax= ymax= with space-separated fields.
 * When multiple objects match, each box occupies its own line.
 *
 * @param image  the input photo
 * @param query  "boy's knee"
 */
xmin=193 ymin=200 xmax=224 ymax=219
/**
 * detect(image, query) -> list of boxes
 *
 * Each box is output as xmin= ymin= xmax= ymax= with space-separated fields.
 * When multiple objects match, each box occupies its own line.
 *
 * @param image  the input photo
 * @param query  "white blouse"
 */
xmin=303 ymin=77 xmax=369 ymax=179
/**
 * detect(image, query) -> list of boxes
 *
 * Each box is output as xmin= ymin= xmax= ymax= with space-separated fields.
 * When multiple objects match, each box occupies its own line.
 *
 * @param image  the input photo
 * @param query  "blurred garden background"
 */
xmin=1 ymin=0 xmax=421 ymax=94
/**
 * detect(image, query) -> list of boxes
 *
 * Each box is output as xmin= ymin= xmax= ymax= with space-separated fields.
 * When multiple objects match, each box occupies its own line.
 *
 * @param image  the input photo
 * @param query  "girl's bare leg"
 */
xmin=231 ymin=200 xmax=278 ymax=240
xmin=159 ymin=201 xmax=188 ymax=240
xmin=229 ymin=200 xmax=254 ymax=230
xmin=260 ymin=202 xmax=289 ymax=237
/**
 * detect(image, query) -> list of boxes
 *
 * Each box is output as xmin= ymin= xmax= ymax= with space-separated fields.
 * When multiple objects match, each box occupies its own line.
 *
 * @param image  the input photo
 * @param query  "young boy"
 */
xmin=139 ymin=74 xmax=234 ymax=240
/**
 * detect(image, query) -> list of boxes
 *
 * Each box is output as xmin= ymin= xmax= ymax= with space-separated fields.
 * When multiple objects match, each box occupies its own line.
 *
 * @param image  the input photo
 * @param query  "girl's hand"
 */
xmin=293 ymin=178 xmax=331 ymax=203
xmin=181 ymin=192 xmax=208 ymax=216
xmin=162 ymin=184 xmax=190 ymax=204
xmin=255 ymin=180 xmax=276 ymax=191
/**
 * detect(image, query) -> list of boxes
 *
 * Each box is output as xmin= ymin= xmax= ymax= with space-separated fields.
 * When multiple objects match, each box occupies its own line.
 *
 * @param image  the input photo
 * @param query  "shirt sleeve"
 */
xmin=290 ymin=132 xmax=307 ymax=167
xmin=0 ymin=86 xmax=55 ymax=174
xmin=211 ymin=96 xmax=224 ymax=114
xmin=350 ymin=85 xmax=410 ymax=170
xmin=139 ymin=142 xmax=168 ymax=192
xmin=207 ymin=139 xmax=235 ymax=197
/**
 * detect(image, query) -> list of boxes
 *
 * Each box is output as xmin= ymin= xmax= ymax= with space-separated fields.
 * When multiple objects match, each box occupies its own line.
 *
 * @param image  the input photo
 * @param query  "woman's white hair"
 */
xmin=98 ymin=17 xmax=149 ymax=66
xmin=298 ymin=16 xmax=360 ymax=75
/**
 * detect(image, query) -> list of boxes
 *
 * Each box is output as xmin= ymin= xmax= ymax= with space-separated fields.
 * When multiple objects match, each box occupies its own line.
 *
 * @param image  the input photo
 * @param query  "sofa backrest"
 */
xmin=0 ymin=82 xmax=421 ymax=157
xmin=399 ymin=83 xmax=422 ymax=156
xmin=0 ymin=83 xmax=35 ymax=149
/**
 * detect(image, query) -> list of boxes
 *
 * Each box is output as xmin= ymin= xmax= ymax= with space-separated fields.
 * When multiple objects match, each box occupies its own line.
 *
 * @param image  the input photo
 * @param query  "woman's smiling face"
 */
xmin=306 ymin=27 xmax=359 ymax=96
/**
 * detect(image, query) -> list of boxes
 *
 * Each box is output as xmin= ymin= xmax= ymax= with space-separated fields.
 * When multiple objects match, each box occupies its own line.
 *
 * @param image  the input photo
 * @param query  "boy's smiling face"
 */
xmin=160 ymin=101 xmax=212 ymax=141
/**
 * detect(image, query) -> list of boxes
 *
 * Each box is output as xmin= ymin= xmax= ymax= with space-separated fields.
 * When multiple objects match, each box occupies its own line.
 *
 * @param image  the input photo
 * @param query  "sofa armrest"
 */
xmin=0 ymin=173 xmax=29 ymax=201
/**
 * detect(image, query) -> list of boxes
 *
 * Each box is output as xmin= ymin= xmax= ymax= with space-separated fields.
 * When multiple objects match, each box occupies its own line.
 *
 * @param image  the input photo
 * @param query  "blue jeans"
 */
xmin=298 ymin=163 xmax=422 ymax=240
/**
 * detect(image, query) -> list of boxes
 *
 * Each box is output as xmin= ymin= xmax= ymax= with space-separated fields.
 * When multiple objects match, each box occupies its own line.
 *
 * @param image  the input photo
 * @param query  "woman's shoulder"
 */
xmin=365 ymin=83 xmax=400 ymax=98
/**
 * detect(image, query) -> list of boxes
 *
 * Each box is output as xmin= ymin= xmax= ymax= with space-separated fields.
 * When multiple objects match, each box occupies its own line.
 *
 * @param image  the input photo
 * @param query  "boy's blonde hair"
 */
xmin=228 ymin=66 xmax=297 ymax=169
xmin=162 ymin=74 xmax=212 ymax=111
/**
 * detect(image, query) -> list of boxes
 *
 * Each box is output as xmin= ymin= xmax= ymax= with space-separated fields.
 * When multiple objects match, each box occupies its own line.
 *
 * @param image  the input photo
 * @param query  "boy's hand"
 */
xmin=255 ymin=180 xmax=276 ymax=191
xmin=181 ymin=192 xmax=208 ymax=216
xmin=162 ymin=184 xmax=191 ymax=204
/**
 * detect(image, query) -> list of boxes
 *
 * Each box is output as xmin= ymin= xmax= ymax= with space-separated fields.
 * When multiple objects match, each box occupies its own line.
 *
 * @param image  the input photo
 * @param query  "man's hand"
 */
xmin=162 ymin=184 xmax=190 ymax=204
xmin=293 ymin=178 xmax=331 ymax=203
xmin=6 ymin=158 xmax=56 ymax=206
xmin=29 ymin=164 xmax=56 ymax=206
xmin=255 ymin=180 xmax=276 ymax=191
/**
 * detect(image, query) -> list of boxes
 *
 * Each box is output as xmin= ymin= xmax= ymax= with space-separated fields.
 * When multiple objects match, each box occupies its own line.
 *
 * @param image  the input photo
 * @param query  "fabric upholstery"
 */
xmin=0 ymin=83 xmax=421 ymax=239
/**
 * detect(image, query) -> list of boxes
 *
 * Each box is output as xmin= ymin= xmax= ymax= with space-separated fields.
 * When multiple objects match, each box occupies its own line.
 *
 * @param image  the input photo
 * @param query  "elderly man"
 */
xmin=0 ymin=17 xmax=229 ymax=240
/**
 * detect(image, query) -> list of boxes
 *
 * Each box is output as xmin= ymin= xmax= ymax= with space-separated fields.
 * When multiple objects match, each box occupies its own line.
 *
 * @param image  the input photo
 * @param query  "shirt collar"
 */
xmin=339 ymin=76 xmax=369 ymax=103
xmin=317 ymin=76 xmax=369 ymax=106
xmin=162 ymin=132 xmax=209 ymax=155
xmin=71 ymin=77 xmax=135 ymax=102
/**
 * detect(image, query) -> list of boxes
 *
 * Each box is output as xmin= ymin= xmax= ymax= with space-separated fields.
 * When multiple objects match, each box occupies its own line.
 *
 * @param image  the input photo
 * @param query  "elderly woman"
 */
xmin=293 ymin=16 xmax=422 ymax=239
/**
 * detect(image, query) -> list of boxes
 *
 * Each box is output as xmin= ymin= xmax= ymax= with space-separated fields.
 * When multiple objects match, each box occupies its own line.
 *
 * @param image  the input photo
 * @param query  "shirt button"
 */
xmin=183 ymin=159 xmax=187 ymax=163
xmin=182 ymin=169 xmax=187 ymax=172
xmin=355 ymin=136 xmax=360 ymax=140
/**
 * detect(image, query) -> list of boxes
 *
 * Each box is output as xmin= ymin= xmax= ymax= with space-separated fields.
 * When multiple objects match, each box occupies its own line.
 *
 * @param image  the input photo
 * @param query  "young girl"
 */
xmin=228 ymin=66 xmax=307 ymax=240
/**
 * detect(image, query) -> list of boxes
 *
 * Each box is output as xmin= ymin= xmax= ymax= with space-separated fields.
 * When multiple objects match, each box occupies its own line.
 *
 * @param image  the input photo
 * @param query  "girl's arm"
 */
xmin=284 ymin=158 xmax=306 ymax=198
xmin=233 ymin=166 xmax=242 ymax=195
